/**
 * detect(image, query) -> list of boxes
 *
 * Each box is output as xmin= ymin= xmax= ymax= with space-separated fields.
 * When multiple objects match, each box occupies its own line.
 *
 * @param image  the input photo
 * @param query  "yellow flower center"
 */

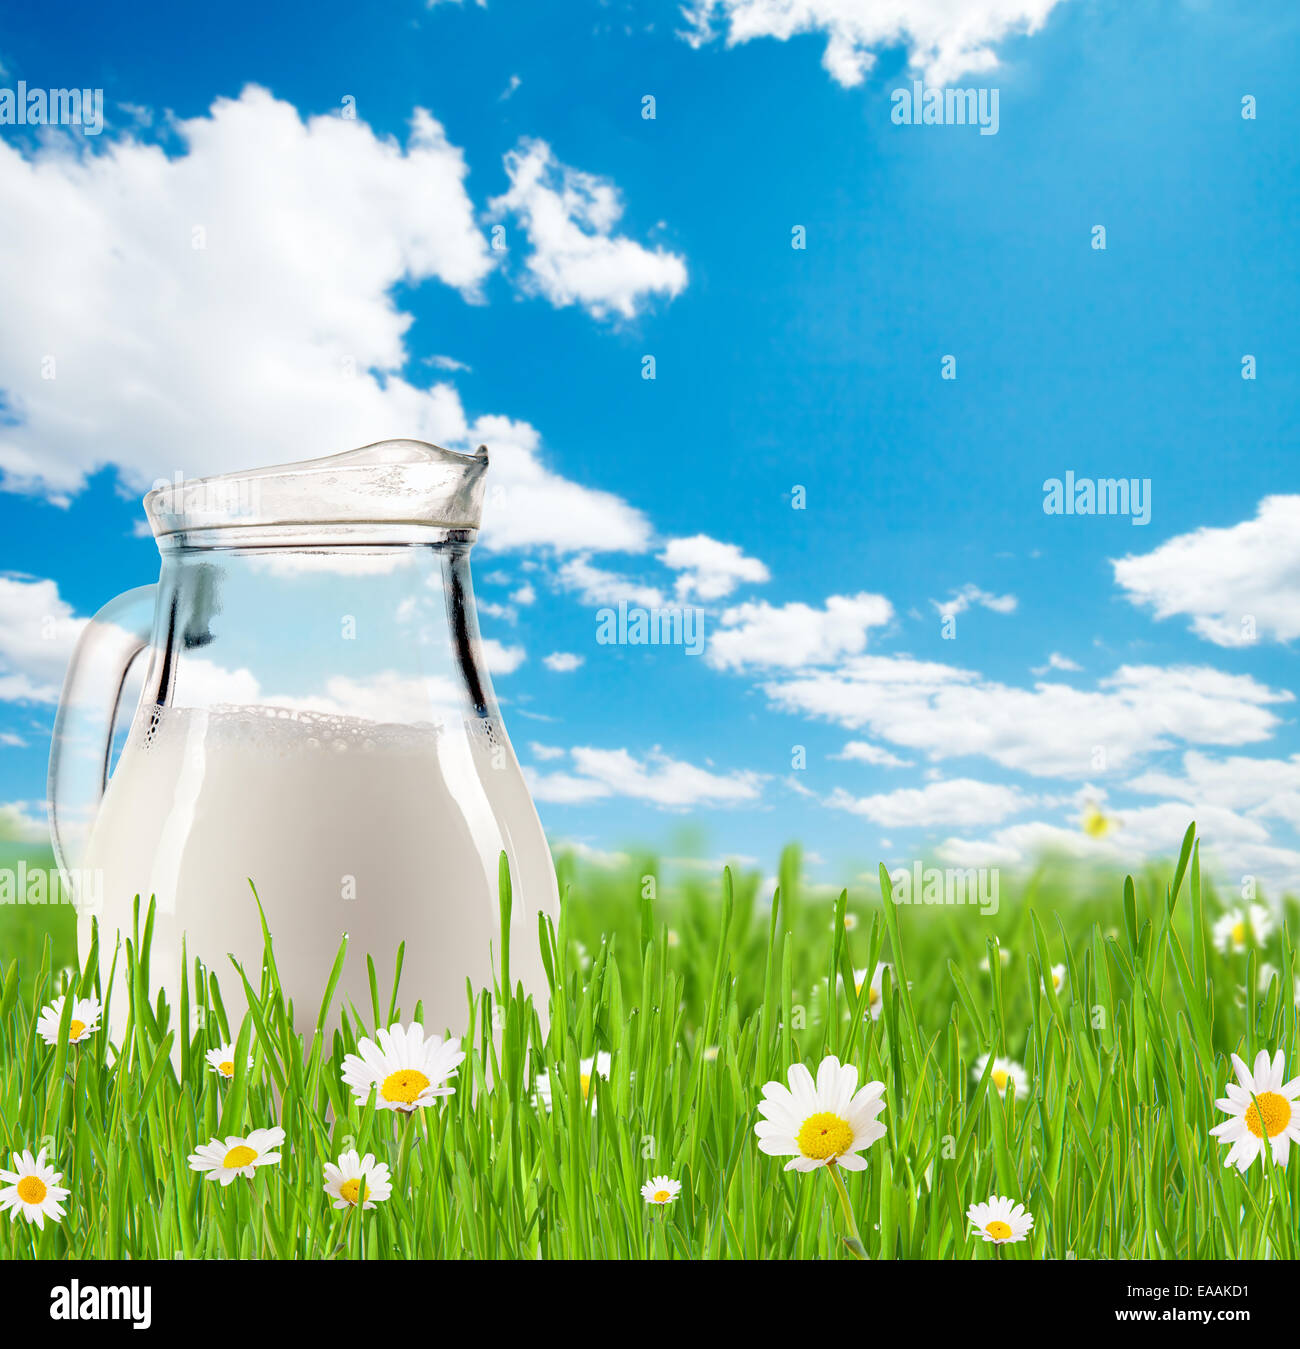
xmin=992 ymin=1069 xmax=1009 ymax=1092
xmin=1052 ymin=973 xmax=1062 ymax=990
xmin=1231 ymin=921 xmax=1247 ymax=945
xmin=222 ymin=1145 xmax=258 ymax=1168
xmin=218 ymin=1060 xmax=235 ymax=1077
xmin=795 ymin=1111 xmax=854 ymax=1160
xmin=380 ymin=1068 xmax=430 ymax=1105
xmin=16 ymin=1176 xmax=47 ymax=1205
xmin=653 ymin=1189 xmax=671 ymax=1203
xmin=338 ymin=1177 xmax=368 ymax=1205
xmin=1244 ymin=1091 xmax=1292 ymax=1139
xmin=580 ymin=1072 xmax=592 ymax=1099
xmin=68 ymin=1019 xmax=86 ymax=1040
xmin=985 ymin=1220 xmax=1012 ymax=1240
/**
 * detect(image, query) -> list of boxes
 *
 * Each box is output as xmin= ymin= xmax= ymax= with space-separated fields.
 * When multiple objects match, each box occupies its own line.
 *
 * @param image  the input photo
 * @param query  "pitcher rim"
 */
xmin=144 ymin=438 xmax=491 ymax=539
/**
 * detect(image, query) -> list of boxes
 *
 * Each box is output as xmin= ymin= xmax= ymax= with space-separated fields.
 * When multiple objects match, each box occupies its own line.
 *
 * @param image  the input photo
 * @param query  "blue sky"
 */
xmin=1 ymin=0 xmax=1298 ymax=894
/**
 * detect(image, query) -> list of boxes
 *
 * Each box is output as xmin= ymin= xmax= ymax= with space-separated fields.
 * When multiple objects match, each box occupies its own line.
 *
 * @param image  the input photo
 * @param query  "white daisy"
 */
xmin=1043 ymin=964 xmax=1067 ymax=996
xmin=641 ymin=1175 xmax=681 ymax=1205
xmin=187 ymin=1127 xmax=285 ymax=1185
xmin=533 ymin=1052 xmax=611 ymax=1113
xmin=323 ymin=1149 xmax=392 ymax=1210
xmin=1210 ymin=1049 xmax=1300 ymax=1172
xmin=979 ymin=949 xmax=1011 ymax=972
xmin=850 ymin=963 xmax=890 ymax=1021
xmin=205 ymin=1043 xmax=254 ymax=1079
xmin=975 ymin=1053 xmax=1029 ymax=1100
xmin=967 ymin=1194 xmax=1034 ymax=1244
xmin=35 ymin=994 xmax=101 ymax=1047
xmin=339 ymin=1022 xmax=465 ymax=1113
xmin=1213 ymin=905 xmax=1272 ymax=954
xmin=0 ymin=1148 xmax=70 ymax=1229
xmin=754 ymin=1054 xmax=887 ymax=1172
xmin=831 ymin=911 xmax=860 ymax=932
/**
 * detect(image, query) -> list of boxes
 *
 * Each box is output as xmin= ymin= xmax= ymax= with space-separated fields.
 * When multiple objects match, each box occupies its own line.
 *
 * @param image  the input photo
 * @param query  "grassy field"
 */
xmin=0 ymin=822 xmax=1297 ymax=1259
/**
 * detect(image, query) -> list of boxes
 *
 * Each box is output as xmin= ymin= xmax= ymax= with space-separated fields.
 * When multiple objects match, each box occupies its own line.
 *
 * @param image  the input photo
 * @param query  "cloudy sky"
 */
xmin=1 ymin=0 xmax=1298 ymax=894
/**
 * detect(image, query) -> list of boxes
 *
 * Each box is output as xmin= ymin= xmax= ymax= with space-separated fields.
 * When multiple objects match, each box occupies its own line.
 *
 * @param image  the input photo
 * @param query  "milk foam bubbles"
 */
xmin=81 ymin=704 xmax=558 ymax=1042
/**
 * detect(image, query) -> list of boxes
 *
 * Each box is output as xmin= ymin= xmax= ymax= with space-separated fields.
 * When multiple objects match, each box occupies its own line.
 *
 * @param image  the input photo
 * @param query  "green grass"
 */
xmin=0 ymin=822 xmax=1297 ymax=1259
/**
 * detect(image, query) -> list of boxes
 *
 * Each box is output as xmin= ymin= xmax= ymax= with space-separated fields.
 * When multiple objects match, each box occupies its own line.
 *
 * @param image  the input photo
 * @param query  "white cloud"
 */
xmin=0 ymin=576 xmax=85 ymax=702
xmin=482 ymin=639 xmax=525 ymax=675
xmin=0 ymin=88 xmax=652 ymax=555
xmin=557 ymin=557 xmax=665 ymax=609
xmin=0 ymin=800 xmax=48 ymax=843
xmin=707 ymin=592 xmax=894 ymax=671
xmin=1031 ymin=652 xmax=1082 ymax=674
xmin=659 ymin=534 xmax=769 ymax=601
xmin=681 ymin=0 xmax=1069 ymax=86
xmin=473 ymin=414 xmax=652 ymax=553
xmin=511 ymin=583 xmax=536 ymax=605
xmin=527 ymin=745 xmax=763 ymax=808
xmin=762 ymin=657 xmax=1292 ymax=778
xmin=829 ymin=777 xmax=1031 ymax=828
xmin=550 ymin=838 xmax=629 ymax=869
xmin=529 ymin=741 xmax=568 ymax=761
xmin=543 ymin=651 xmax=584 ymax=672
xmin=936 ymin=802 xmax=1300 ymax=900
xmin=833 ymin=740 xmax=912 ymax=768
xmin=932 ymin=584 xmax=1017 ymax=618
xmin=489 ymin=137 xmax=687 ymax=320
xmin=1128 ymin=751 xmax=1300 ymax=828
xmin=1113 ymin=496 xmax=1300 ymax=647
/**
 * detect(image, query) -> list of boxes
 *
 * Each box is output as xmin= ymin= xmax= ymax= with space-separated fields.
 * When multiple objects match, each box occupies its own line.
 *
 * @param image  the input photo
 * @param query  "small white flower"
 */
xmin=851 ymin=963 xmax=890 ymax=1020
xmin=967 ymin=1194 xmax=1034 ymax=1244
xmin=831 ymin=911 xmax=860 ymax=932
xmin=1210 ymin=1049 xmax=1300 ymax=1172
xmin=702 ymin=1045 xmax=720 ymax=1063
xmin=979 ymin=949 xmax=1010 ymax=972
xmin=205 ymin=1043 xmax=254 ymax=1079
xmin=323 ymin=1149 xmax=392 ymax=1210
xmin=1043 ymin=964 xmax=1067 ymax=995
xmin=534 ymin=1052 xmax=611 ymax=1113
xmin=35 ymin=994 xmax=101 ymax=1047
xmin=641 ymin=1175 xmax=681 ymax=1205
xmin=187 ymin=1127 xmax=285 ymax=1186
xmin=754 ymin=1054 xmax=887 ymax=1172
xmin=1213 ymin=905 xmax=1271 ymax=954
xmin=339 ymin=1022 xmax=465 ymax=1113
xmin=0 ymin=1148 xmax=70 ymax=1229
xmin=975 ymin=1053 xmax=1029 ymax=1100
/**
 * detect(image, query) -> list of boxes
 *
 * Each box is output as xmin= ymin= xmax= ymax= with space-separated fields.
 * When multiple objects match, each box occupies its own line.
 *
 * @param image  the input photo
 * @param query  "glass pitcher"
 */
xmin=48 ymin=439 xmax=559 ymax=1042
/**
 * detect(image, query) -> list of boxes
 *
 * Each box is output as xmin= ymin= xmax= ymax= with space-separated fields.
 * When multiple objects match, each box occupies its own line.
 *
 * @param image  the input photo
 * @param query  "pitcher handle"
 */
xmin=47 ymin=585 xmax=157 ymax=885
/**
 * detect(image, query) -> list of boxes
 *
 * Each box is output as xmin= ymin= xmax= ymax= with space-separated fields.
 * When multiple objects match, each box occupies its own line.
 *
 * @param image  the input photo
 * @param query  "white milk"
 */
xmin=80 ymin=704 xmax=558 ymax=1045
